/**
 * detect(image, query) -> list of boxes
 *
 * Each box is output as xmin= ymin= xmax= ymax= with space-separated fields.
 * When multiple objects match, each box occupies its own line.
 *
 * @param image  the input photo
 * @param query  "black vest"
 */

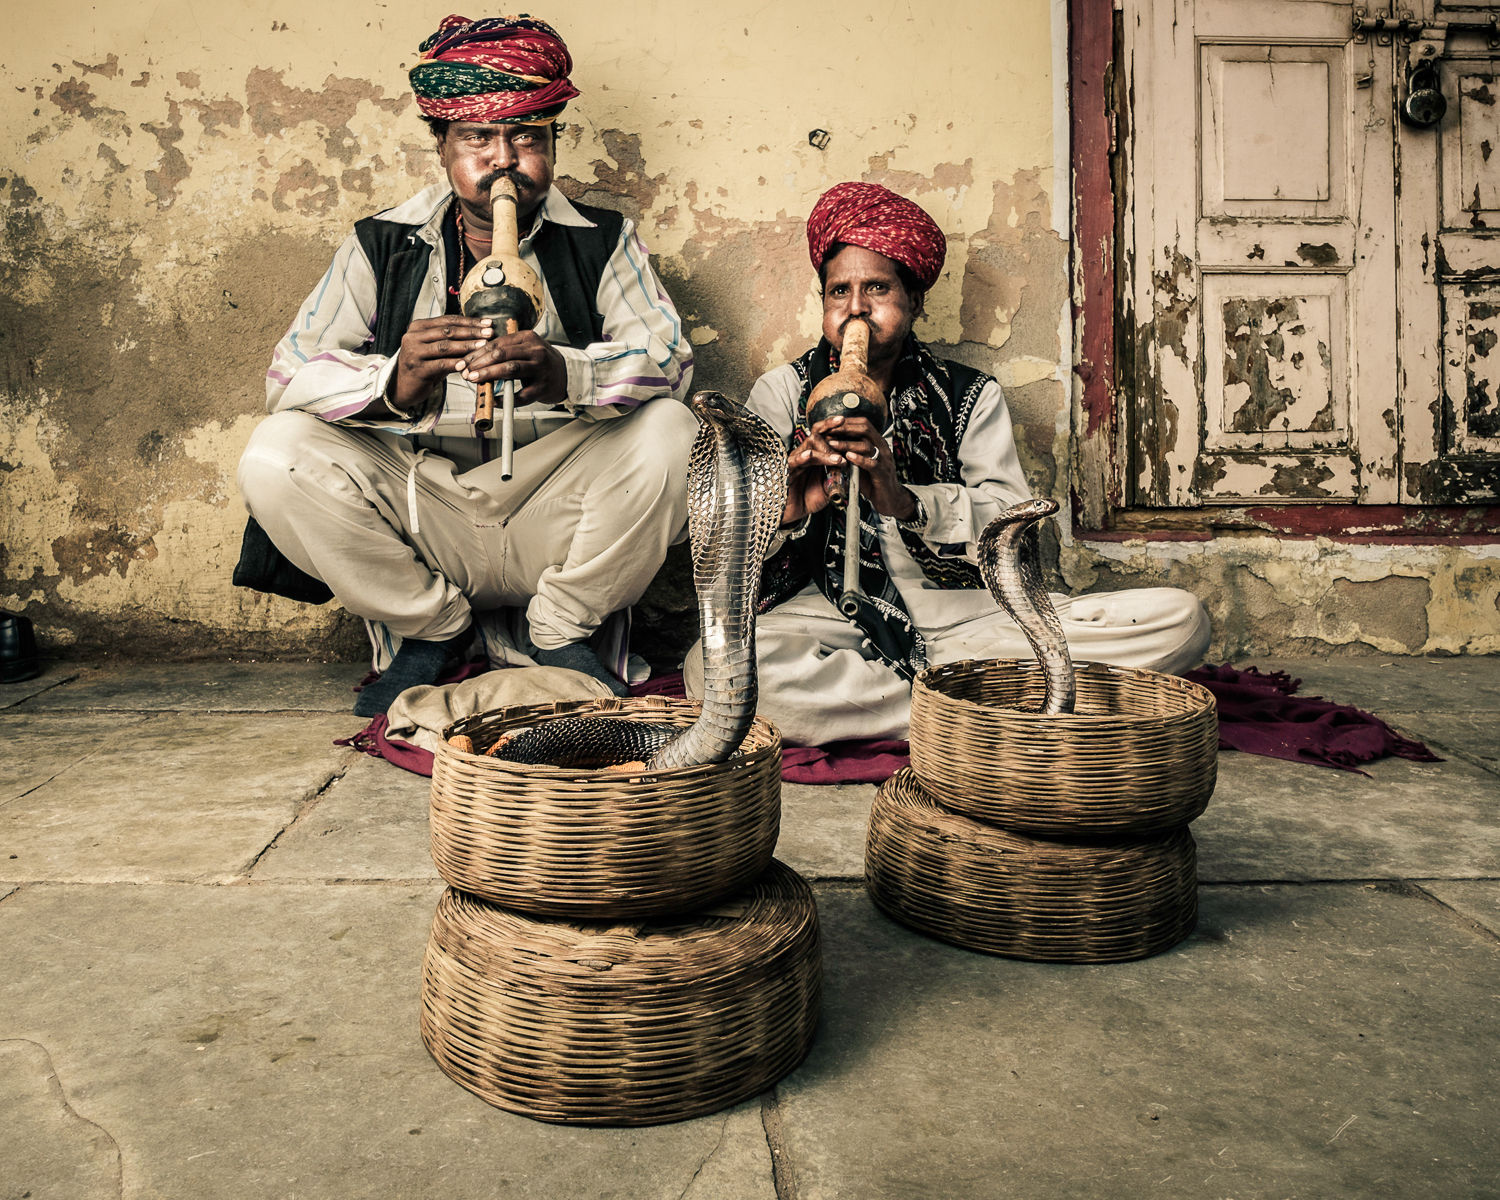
xmin=233 ymin=197 xmax=627 ymax=604
xmin=354 ymin=197 xmax=624 ymax=353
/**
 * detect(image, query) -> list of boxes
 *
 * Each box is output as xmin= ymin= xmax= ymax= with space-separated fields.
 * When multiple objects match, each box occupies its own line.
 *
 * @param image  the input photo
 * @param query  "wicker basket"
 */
xmin=865 ymin=769 xmax=1196 ymax=963
xmin=420 ymin=859 xmax=822 ymax=1125
xmin=909 ymin=659 xmax=1217 ymax=836
xmin=431 ymin=696 xmax=782 ymax=919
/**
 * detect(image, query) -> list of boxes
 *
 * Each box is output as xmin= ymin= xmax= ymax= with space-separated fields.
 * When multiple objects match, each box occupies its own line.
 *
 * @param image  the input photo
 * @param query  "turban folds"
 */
xmin=806 ymin=182 xmax=947 ymax=292
xmin=410 ymin=14 xmax=578 ymax=124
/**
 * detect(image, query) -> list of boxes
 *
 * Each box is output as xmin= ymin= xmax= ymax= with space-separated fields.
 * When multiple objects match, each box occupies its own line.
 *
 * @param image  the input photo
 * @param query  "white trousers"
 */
xmin=236 ymin=401 xmax=698 ymax=648
xmin=685 ymin=582 xmax=1211 ymax=746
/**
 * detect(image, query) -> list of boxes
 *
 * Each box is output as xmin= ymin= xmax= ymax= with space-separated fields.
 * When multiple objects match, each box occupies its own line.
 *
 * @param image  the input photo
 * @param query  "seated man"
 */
xmin=236 ymin=14 xmax=696 ymax=716
xmin=687 ymin=181 xmax=1209 ymax=746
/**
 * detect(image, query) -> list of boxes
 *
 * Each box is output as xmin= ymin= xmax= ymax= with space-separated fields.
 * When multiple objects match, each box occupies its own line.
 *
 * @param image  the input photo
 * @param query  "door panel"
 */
xmin=1127 ymin=0 xmax=1399 ymax=505
xmin=1124 ymin=0 xmax=1500 ymax=507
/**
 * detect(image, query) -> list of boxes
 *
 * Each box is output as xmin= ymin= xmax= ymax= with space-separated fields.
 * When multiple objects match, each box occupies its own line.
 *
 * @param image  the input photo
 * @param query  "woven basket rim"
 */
xmin=437 ymin=695 xmax=781 ymax=781
xmin=914 ymin=658 xmax=1216 ymax=727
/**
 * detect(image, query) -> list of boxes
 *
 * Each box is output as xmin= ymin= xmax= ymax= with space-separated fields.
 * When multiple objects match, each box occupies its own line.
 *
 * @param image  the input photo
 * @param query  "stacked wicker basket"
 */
xmin=865 ymin=658 xmax=1218 ymax=963
xmin=419 ymin=695 xmax=822 ymax=1125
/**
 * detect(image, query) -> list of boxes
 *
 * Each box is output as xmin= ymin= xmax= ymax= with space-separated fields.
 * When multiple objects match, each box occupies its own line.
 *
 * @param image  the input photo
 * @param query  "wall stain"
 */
xmin=141 ymin=99 xmax=189 ymax=207
xmin=571 ymin=129 xmax=665 ymax=223
xmin=2 ymin=152 xmax=332 ymax=628
xmin=273 ymin=159 xmax=340 ymax=214
xmin=244 ymin=67 xmax=407 ymax=161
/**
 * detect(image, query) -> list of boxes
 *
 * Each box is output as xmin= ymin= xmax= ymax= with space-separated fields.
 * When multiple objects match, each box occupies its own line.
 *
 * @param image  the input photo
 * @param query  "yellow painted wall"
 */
xmin=2 ymin=1 xmax=1493 ymax=661
xmin=1 ymin=0 xmax=1065 ymax=660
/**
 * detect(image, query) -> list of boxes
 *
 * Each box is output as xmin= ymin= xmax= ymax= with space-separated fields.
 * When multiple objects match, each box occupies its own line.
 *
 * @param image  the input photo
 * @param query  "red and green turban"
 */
xmin=807 ymin=181 xmax=947 ymax=292
xmin=410 ymin=14 xmax=579 ymax=124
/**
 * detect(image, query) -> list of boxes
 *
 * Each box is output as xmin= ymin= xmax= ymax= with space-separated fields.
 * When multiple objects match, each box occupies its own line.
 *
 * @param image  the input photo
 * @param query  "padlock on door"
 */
xmin=1401 ymin=58 xmax=1448 ymax=128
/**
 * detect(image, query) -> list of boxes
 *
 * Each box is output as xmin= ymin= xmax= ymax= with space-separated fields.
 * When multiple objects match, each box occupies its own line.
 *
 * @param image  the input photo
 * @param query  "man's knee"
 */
xmin=624 ymin=398 xmax=699 ymax=477
xmin=237 ymin=411 xmax=321 ymax=514
xmin=1150 ymin=587 xmax=1212 ymax=671
xmin=237 ymin=411 xmax=370 ymax=516
xmin=588 ymin=399 xmax=699 ymax=508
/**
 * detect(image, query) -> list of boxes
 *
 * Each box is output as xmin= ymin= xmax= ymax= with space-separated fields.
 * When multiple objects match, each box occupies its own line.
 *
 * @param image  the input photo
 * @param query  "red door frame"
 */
xmin=1066 ymin=0 xmax=1500 ymax=541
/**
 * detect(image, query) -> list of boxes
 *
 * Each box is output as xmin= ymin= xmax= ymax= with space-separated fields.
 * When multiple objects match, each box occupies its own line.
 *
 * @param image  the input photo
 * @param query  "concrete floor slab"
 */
xmin=1255 ymin=657 xmax=1500 ymax=714
xmin=778 ymin=783 xmax=875 ymax=879
xmin=0 ymin=882 xmax=779 ymax=1200
xmin=1386 ymin=711 xmax=1499 ymax=769
xmin=19 ymin=662 xmax=367 ymax=714
xmin=779 ymin=883 xmax=1500 ymax=1200
xmin=1194 ymin=748 xmax=1500 ymax=882
xmin=254 ymin=755 xmax=439 ymax=882
xmin=1 ymin=711 xmax=154 ymax=800
xmin=0 ymin=664 xmax=83 ymax=709
xmin=1422 ymin=881 xmax=1500 ymax=937
xmin=0 ymin=1037 xmax=121 ymax=1200
xmin=2 ymin=714 xmax=357 ymax=883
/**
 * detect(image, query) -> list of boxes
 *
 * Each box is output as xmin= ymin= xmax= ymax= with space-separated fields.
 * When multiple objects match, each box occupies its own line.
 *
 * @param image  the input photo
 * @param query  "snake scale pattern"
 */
xmin=493 ymin=391 xmax=788 ymax=768
xmin=977 ymin=498 xmax=1077 ymax=715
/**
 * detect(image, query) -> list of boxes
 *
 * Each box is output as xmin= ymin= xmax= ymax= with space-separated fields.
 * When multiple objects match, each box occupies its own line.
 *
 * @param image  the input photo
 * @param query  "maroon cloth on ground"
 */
xmin=339 ymin=657 xmax=490 ymax=775
xmin=782 ymin=740 xmax=911 ymax=785
xmin=1185 ymin=663 xmax=1441 ymax=775
xmin=336 ymin=713 xmax=434 ymax=775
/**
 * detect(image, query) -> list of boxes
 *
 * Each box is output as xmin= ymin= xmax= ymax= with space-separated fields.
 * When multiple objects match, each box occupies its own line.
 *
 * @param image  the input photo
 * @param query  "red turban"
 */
xmin=806 ymin=182 xmax=947 ymax=291
xmin=410 ymin=14 xmax=579 ymax=124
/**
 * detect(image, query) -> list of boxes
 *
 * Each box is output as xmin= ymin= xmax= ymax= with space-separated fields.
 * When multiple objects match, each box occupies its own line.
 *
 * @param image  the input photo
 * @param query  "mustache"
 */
xmin=479 ymin=167 xmax=537 ymax=196
xmin=839 ymin=315 xmax=878 ymax=337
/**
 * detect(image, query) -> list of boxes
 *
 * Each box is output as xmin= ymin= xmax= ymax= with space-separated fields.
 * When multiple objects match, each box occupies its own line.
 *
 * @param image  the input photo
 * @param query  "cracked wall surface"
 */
xmin=1 ymin=0 xmax=1061 ymax=661
xmin=2 ymin=1 xmax=1490 ymax=662
xmin=1064 ymin=535 xmax=1500 ymax=658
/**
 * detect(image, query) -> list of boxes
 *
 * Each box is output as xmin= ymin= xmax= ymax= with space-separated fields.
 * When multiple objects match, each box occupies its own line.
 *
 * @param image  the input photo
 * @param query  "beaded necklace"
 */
xmin=450 ymin=203 xmax=493 ymax=295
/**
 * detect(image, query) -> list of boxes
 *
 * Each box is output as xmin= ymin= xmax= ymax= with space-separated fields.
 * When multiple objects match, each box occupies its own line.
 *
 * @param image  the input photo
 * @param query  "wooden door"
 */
xmin=1396 ymin=0 xmax=1500 ymax=501
xmin=1122 ymin=0 xmax=1500 ymax=508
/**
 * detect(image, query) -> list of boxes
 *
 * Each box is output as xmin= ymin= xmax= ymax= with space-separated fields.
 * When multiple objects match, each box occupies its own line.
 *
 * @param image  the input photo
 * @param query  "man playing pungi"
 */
xmin=237 ymin=14 xmax=695 ymax=715
xmin=686 ymin=182 xmax=1210 ymax=746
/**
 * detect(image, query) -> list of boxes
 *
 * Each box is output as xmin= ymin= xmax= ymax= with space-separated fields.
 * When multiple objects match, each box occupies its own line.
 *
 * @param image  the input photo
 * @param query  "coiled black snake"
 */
xmin=493 ymin=390 xmax=788 ymax=768
xmin=977 ymin=498 xmax=1076 ymax=715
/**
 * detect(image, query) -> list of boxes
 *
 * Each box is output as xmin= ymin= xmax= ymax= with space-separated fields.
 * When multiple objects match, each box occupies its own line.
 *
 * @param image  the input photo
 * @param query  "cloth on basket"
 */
xmin=1184 ymin=663 xmax=1441 ymax=775
xmin=339 ymin=666 xmax=916 ymax=783
xmin=338 ymin=664 xmax=611 ymax=772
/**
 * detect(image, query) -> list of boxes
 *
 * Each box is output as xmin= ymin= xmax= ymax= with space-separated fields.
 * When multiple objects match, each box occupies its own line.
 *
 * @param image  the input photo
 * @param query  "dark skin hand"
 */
xmin=783 ymin=412 xmax=918 ymax=526
xmin=384 ymin=316 xmax=570 ymax=414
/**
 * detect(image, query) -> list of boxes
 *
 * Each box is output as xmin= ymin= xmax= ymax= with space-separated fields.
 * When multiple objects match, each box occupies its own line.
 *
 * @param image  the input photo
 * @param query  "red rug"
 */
xmin=339 ymin=663 xmax=1439 ymax=783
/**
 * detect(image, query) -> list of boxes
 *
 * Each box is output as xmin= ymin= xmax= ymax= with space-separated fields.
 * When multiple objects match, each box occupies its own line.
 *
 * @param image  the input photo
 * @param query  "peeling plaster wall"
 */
xmin=1062 ymin=535 xmax=1500 ymax=659
xmin=1 ymin=0 xmax=1063 ymax=661
xmin=3 ymin=3 xmax=1489 ymax=664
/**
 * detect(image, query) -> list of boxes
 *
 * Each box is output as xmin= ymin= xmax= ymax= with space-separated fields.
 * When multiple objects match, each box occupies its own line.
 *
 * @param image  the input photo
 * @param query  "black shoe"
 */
xmin=0 ymin=612 xmax=41 ymax=684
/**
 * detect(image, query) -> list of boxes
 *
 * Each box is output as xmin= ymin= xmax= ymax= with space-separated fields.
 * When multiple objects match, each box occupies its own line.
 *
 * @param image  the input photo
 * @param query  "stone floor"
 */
xmin=1 ymin=657 xmax=1497 ymax=1200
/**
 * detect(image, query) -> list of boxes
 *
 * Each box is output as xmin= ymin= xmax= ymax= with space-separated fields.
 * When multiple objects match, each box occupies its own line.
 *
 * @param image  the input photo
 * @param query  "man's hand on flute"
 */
xmin=388 ymin=315 xmax=494 ymax=415
xmin=460 ymin=328 xmax=567 ymax=406
xmin=815 ymin=413 xmax=916 ymax=522
xmin=782 ymin=413 xmax=913 ymax=525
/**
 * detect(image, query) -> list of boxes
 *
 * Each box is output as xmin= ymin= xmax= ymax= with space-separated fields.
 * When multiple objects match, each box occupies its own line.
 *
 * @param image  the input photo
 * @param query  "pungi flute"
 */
xmin=802 ymin=318 xmax=887 ymax=617
xmin=457 ymin=176 xmax=544 ymax=481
